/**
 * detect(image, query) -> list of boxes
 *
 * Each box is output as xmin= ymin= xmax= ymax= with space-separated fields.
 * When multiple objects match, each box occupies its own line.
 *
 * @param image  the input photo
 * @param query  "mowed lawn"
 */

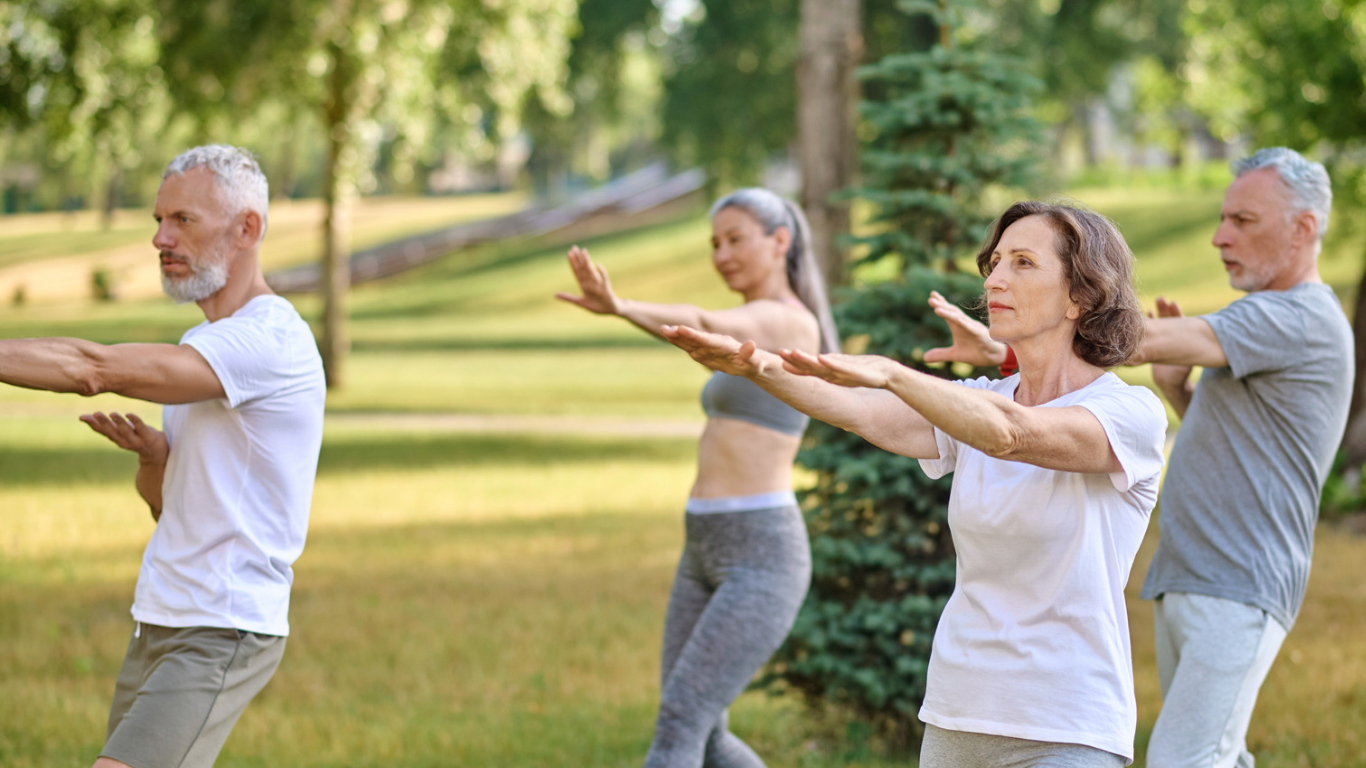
xmin=3 ymin=188 xmax=1366 ymax=766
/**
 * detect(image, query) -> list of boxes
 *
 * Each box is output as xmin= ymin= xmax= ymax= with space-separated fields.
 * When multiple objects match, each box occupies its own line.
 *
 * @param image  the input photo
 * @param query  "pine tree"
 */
xmin=763 ymin=0 xmax=1041 ymax=743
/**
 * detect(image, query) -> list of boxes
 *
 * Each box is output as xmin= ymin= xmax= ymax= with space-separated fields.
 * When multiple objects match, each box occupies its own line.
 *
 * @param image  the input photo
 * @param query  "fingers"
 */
xmin=777 ymin=348 xmax=824 ymax=376
xmin=1154 ymin=296 xmax=1184 ymax=318
xmin=80 ymin=412 xmax=137 ymax=450
xmin=923 ymin=346 xmax=952 ymax=363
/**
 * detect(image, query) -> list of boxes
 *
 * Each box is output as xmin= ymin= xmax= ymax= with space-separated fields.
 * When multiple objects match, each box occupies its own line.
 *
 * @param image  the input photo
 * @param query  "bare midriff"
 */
xmin=690 ymin=417 xmax=802 ymax=499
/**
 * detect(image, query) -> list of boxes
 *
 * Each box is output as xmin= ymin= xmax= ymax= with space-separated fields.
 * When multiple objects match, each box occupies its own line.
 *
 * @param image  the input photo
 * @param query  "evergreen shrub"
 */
xmin=762 ymin=0 xmax=1041 ymax=744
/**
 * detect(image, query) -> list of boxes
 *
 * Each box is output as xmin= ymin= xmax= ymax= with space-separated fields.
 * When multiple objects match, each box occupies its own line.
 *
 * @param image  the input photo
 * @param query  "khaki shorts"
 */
xmin=101 ymin=622 xmax=286 ymax=768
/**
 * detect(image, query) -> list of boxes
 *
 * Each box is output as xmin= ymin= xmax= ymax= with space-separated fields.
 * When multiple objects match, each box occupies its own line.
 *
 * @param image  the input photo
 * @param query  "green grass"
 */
xmin=3 ymin=189 xmax=1366 ymax=765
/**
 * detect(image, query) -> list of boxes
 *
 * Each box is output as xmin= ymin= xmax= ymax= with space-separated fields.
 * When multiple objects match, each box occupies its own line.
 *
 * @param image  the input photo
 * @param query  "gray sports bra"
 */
xmin=700 ymin=371 xmax=810 ymax=436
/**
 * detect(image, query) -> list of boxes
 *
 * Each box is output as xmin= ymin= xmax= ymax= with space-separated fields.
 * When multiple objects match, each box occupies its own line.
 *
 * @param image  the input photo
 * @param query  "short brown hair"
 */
xmin=975 ymin=201 xmax=1145 ymax=368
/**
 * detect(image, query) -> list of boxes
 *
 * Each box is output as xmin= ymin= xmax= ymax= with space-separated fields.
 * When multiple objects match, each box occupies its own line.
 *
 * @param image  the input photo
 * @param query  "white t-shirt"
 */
xmin=131 ymin=295 xmax=326 ymax=636
xmin=917 ymin=372 xmax=1166 ymax=762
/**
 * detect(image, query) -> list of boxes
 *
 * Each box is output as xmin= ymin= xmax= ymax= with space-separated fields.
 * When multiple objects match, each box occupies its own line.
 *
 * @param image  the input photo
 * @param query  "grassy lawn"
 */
xmin=2 ymin=188 xmax=1366 ymax=765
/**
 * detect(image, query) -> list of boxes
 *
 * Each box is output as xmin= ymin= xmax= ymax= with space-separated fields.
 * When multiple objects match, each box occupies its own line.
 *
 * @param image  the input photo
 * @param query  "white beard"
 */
xmin=161 ymin=248 xmax=230 ymax=304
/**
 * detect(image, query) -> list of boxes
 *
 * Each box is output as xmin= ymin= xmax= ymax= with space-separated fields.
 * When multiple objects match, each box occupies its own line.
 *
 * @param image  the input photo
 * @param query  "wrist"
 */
xmin=138 ymin=451 xmax=168 ymax=467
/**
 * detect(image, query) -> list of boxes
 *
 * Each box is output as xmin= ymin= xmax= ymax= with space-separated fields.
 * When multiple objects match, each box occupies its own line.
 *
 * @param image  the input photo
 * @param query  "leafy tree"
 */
xmin=762 ymin=0 xmax=1040 ymax=743
xmin=158 ymin=0 xmax=578 ymax=387
xmin=659 ymin=0 xmax=803 ymax=188
xmin=0 ymin=0 xmax=171 ymax=223
xmin=1180 ymin=0 xmax=1366 ymax=464
xmin=522 ymin=0 xmax=661 ymax=191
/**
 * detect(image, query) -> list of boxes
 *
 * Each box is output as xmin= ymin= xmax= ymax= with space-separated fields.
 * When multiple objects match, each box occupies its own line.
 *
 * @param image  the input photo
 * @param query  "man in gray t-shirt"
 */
xmin=1136 ymin=148 xmax=1353 ymax=767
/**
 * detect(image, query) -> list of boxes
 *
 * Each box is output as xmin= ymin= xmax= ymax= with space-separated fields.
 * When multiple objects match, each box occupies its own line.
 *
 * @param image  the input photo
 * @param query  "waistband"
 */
xmin=685 ymin=490 xmax=798 ymax=514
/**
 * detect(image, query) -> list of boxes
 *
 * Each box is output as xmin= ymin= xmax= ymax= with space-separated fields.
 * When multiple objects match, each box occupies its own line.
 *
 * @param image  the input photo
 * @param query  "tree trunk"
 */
xmin=102 ymin=164 xmax=121 ymax=231
xmin=1341 ymin=238 xmax=1366 ymax=466
xmin=319 ymin=42 xmax=356 ymax=389
xmin=797 ymin=0 xmax=861 ymax=289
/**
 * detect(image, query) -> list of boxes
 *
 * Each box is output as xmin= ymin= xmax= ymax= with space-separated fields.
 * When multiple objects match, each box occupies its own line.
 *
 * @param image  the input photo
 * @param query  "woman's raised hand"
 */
xmin=555 ymin=245 xmax=622 ymax=315
xmin=923 ymin=290 xmax=1007 ymax=367
xmin=661 ymin=325 xmax=763 ymax=377
xmin=778 ymin=349 xmax=901 ymax=390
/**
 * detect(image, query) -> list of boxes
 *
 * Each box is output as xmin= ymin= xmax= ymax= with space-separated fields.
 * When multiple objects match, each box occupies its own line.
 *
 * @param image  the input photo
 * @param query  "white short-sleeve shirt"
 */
xmin=131 ymin=295 xmax=326 ymax=636
xmin=917 ymin=372 xmax=1166 ymax=762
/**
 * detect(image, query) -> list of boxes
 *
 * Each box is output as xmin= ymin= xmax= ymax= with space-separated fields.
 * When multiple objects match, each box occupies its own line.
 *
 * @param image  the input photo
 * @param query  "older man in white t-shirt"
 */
xmin=0 ymin=145 xmax=325 ymax=768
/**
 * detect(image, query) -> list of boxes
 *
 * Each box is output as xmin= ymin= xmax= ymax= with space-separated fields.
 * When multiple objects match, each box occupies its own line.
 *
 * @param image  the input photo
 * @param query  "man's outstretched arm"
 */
xmin=0 ymin=339 xmax=224 ymax=404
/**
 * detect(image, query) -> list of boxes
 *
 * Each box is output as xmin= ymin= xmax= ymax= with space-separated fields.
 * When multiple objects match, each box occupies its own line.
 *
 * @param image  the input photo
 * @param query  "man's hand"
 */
xmin=777 ymin=349 xmax=903 ymax=390
xmin=923 ymin=291 xmax=1008 ymax=367
xmin=80 ymin=412 xmax=169 ymax=466
xmin=661 ymin=325 xmax=765 ymax=376
xmin=80 ymin=412 xmax=168 ymax=520
xmin=1149 ymin=297 xmax=1194 ymax=392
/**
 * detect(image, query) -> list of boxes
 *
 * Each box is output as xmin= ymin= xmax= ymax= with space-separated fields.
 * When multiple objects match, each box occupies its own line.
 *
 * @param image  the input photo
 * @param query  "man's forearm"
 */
xmin=1158 ymin=379 xmax=1195 ymax=419
xmin=135 ymin=460 xmax=165 ymax=522
xmin=0 ymin=338 xmax=106 ymax=395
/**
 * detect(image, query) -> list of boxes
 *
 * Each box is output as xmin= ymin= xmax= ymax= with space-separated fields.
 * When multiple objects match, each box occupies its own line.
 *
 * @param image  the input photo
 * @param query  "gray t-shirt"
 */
xmin=1140 ymin=283 xmax=1353 ymax=629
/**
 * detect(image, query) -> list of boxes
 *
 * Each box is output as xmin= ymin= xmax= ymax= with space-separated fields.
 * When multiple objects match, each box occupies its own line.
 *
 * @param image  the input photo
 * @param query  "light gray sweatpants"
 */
xmin=920 ymin=724 xmax=1127 ymax=768
xmin=1147 ymin=592 xmax=1288 ymax=768
xmin=643 ymin=505 xmax=811 ymax=768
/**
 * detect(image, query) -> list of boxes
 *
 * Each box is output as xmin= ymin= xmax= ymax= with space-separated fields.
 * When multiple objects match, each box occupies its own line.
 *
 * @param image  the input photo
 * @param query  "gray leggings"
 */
xmin=920 ymin=724 xmax=1127 ymax=768
xmin=643 ymin=505 xmax=812 ymax=768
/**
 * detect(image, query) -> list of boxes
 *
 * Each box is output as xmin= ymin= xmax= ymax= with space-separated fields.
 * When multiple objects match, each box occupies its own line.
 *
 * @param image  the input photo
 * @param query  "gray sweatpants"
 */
xmin=920 ymin=724 xmax=1127 ymax=768
xmin=644 ymin=505 xmax=811 ymax=768
xmin=1147 ymin=592 xmax=1288 ymax=768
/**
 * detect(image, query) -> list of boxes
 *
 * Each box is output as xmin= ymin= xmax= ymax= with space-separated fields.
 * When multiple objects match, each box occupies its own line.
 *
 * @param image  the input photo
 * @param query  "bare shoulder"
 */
xmin=737 ymin=298 xmax=820 ymax=349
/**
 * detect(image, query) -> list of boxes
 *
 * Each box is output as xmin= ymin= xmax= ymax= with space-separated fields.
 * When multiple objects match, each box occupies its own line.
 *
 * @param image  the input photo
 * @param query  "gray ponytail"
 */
xmin=709 ymin=188 xmax=840 ymax=353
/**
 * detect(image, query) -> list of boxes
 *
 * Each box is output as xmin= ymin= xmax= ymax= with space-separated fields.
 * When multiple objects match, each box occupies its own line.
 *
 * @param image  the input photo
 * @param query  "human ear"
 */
xmin=239 ymin=210 xmax=265 ymax=245
xmin=1291 ymin=210 xmax=1318 ymax=247
xmin=772 ymin=226 xmax=792 ymax=259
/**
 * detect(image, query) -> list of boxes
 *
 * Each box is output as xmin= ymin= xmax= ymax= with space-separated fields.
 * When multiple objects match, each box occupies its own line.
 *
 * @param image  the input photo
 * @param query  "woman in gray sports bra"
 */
xmin=558 ymin=188 xmax=838 ymax=768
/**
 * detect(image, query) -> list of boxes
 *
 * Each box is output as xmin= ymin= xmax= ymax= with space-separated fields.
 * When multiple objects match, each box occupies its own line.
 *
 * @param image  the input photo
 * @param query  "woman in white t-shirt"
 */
xmin=662 ymin=200 xmax=1167 ymax=767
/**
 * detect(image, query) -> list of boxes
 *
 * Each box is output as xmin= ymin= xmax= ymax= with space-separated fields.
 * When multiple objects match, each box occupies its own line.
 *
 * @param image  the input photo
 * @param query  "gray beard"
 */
xmin=161 ymin=253 xmax=230 ymax=304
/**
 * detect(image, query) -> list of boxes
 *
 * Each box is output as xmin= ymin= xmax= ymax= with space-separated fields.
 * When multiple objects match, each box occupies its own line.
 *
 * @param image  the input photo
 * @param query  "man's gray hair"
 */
xmin=164 ymin=144 xmax=270 ymax=239
xmin=1232 ymin=147 xmax=1332 ymax=241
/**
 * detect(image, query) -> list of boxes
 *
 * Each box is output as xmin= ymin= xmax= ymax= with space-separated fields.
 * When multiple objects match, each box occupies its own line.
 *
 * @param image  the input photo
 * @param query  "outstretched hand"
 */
xmin=555 ymin=245 xmax=622 ymax=315
xmin=1148 ymin=296 xmax=1192 ymax=388
xmin=79 ymin=412 xmax=168 ymax=465
xmin=661 ymin=325 xmax=764 ymax=377
xmin=923 ymin=291 xmax=1007 ymax=367
xmin=777 ymin=349 xmax=903 ymax=390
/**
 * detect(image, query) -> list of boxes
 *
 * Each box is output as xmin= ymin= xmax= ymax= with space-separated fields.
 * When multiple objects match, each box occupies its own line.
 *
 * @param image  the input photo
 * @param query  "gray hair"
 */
xmin=1232 ymin=147 xmax=1332 ymax=242
xmin=709 ymin=188 xmax=840 ymax=353
xmin=164 ymin=144 xmax=270 ymax=240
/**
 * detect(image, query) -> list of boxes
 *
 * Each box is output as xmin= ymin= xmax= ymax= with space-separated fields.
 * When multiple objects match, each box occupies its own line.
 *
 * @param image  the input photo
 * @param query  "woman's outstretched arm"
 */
xmin=778 ymin=349 xmax=1124 ymax=475
xmin=661 ymin=325 xmax=939 ymax=458
xmin=555 ymin=246 xmax=816 ymax=350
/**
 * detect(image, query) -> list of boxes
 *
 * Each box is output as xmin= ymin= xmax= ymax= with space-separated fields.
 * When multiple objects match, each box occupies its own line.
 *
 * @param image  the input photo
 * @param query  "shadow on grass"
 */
xmin=349 ymin=335 xmax=660 ymax=353
xmin=316 ymin=432 xmax=694 ymax=474
xmin=0 ymin=433 xmax=695 ymax=488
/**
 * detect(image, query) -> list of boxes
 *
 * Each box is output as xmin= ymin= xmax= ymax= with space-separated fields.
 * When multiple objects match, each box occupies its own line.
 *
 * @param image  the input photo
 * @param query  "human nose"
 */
xmin=1212 ymin=220 xmax=1233 ymax=249
xmin=152 ymin=222 xmax=175 ymax=252
xmin=983 ymin=261 xmax=1007 ymax=292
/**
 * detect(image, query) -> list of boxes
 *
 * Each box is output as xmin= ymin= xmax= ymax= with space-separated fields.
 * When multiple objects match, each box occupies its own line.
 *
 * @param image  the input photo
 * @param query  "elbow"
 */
xmin=68 ymin=362 xmax=113 ymax=397
xmin=977 ymin=424 xmax=1024 ymax=460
